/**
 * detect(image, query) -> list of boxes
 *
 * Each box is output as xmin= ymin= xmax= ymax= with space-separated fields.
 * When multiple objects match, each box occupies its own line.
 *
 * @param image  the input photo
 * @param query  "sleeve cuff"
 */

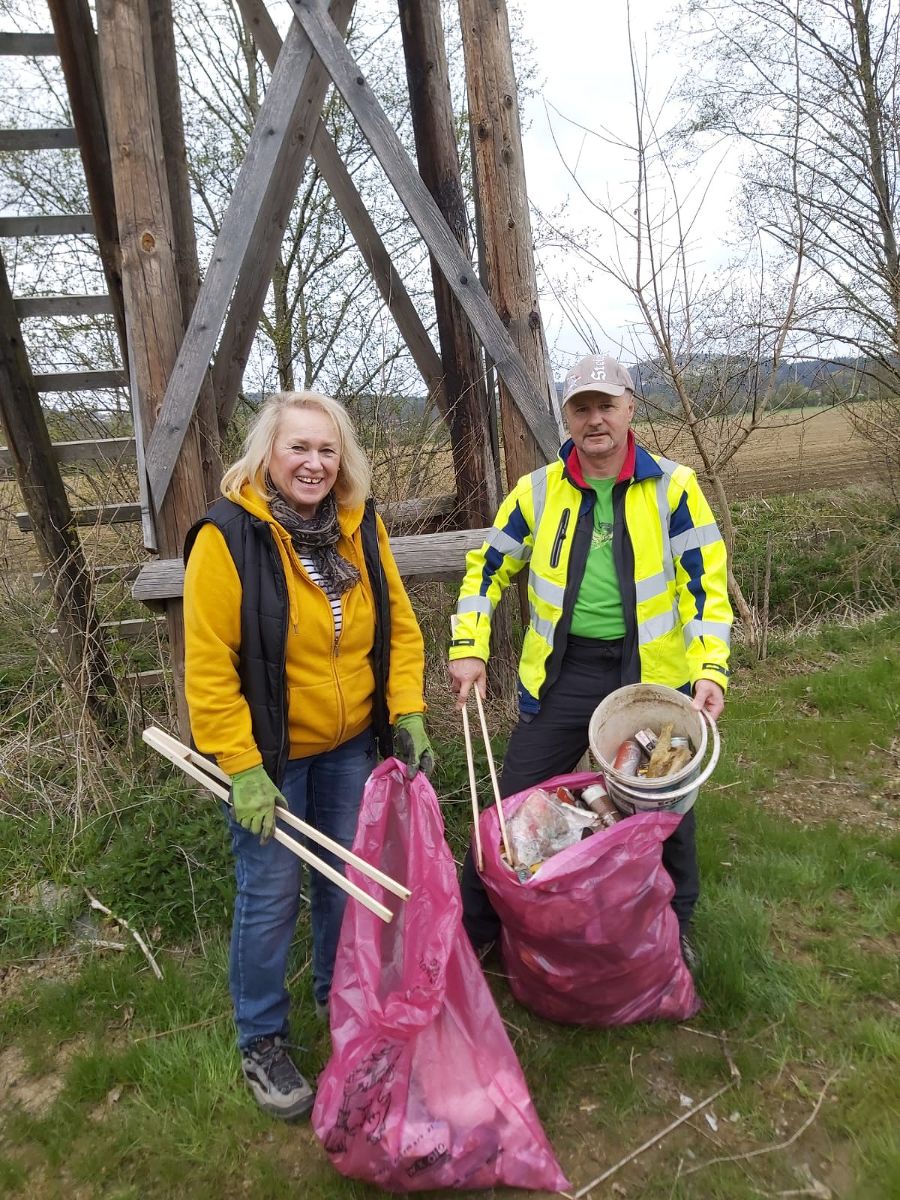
xmin=216 ymin=747 xmax=263 ymax=777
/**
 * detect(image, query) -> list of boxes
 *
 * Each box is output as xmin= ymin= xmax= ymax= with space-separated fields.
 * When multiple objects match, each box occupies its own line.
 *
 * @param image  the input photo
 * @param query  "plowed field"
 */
xmin=642 ymin=404 xmax=874 ymax=498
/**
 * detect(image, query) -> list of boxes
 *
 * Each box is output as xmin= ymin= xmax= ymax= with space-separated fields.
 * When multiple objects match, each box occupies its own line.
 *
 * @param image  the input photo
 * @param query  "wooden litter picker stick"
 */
xmin=142 ymin=726 xmax=410 ymax=923
xmin=460 ymin=701 xmax=483 ymax=871
xmin=472 ymin=687 xmax=512 ymax=863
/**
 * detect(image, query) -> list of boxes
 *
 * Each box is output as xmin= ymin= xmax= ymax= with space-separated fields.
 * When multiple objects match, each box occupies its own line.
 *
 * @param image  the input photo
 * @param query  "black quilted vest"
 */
xmin=183 ymin=497 xmax=393 ymax=785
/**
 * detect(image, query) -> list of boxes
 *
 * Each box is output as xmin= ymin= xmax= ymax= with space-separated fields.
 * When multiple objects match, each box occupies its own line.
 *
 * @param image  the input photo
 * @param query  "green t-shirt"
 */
xmin=569 ymin=475 xmax=626 ymax=640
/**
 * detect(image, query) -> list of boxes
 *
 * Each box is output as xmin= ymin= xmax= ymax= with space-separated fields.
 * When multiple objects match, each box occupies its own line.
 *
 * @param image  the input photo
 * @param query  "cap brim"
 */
xmin=563 ymin=381 xmax=629 ymax=403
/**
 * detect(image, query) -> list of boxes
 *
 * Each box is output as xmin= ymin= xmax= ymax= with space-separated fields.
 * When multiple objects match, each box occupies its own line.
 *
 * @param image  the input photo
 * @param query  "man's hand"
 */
xmin=448 ymin=657 xmax=487 ymax=709
xmin=393 ymin=713 xmax=435 ymax=779
xmin=692 ymin=679 xmax=725 ymax=721
xmin=231 ymin=764 xmax=283 ymax=842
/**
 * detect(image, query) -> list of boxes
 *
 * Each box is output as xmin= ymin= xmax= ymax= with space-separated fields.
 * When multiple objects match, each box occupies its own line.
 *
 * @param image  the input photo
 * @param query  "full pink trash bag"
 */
xmin=478 ymin=771 xmax=701 ymax=1027
xmin=312 ymin=759 xmax=570 ymax=1194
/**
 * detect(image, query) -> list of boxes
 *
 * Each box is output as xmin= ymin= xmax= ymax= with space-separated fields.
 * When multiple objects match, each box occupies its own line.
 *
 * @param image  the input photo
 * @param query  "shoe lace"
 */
xmin=253 ymin=1036 xmax=307 ymax=1092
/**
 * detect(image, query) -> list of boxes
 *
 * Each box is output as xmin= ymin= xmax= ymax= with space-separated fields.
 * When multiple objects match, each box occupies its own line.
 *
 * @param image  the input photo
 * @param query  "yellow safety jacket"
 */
xmin=449 ymin=436 xmax=733 ymax=713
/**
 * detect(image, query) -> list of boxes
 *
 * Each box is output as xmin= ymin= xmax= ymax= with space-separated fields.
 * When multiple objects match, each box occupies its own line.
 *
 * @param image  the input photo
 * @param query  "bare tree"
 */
xmin=536 ymin=8 xmax=816 ymax=647
xmin=674 ymin=0 xmax=900 ymax=488
xmin=173 ymin=0 xmax=432 ymax=404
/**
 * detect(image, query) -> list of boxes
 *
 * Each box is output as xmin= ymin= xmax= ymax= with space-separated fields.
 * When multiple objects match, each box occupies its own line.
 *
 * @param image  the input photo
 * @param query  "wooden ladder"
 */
xmin=0 ymin=25 xmax=163 ymax=682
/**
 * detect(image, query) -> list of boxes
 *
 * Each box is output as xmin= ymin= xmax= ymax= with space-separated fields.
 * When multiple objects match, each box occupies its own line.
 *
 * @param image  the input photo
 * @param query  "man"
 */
xmin=448 ymin=353 xmax=732 ymax=969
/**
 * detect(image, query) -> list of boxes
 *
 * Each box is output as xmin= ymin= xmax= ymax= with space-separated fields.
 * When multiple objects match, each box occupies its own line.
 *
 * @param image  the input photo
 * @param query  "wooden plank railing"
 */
xmin=133 ymin=525 xmax=491 ymax=601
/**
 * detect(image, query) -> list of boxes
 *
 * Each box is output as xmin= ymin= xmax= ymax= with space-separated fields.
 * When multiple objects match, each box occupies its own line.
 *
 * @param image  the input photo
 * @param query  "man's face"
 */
xmin=565 ymin=390 xmax=635 ymax=474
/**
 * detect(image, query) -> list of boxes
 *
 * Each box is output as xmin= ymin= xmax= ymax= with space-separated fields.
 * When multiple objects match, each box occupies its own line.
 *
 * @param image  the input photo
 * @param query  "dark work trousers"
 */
xmin=461 ymin=635 xmax=700 ymax=948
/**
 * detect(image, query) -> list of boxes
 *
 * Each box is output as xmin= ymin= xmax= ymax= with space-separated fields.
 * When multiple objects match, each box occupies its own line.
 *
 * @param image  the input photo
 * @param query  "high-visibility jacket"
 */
xmin=449 ymin=435 xmax=732 ymax=713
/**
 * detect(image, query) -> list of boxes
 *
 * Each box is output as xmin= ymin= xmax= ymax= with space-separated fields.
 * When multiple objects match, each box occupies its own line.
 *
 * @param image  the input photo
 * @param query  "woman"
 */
xmin=183 ymin=391 xmax=433 ymax=1121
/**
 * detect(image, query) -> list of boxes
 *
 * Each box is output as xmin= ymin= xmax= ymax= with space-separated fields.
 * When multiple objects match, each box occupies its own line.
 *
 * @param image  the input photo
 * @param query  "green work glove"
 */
xmin=393 ymin=713 xmax=434 ymax=780
xmin=231 ymin=764 xmax=282 ymax=842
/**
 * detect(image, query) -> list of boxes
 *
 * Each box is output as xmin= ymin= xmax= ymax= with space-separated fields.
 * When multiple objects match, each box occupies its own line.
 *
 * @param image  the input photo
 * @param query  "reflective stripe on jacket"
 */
xmin=449 ymin=437 xmax=732 ymax=713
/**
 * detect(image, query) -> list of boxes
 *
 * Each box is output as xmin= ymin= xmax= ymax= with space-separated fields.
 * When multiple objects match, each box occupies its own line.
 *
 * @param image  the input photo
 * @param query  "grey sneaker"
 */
xmin=241 ymin=1035 xmax=314 ymax=1119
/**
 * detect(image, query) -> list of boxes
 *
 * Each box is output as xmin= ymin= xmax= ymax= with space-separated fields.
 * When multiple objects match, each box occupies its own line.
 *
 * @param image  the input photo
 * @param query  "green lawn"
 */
xmin=1 ymin=614 xmax=898 ymax=1199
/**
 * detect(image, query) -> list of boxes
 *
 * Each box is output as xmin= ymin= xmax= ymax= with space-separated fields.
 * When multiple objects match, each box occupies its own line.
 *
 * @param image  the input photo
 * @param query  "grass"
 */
xmin=1 ymin=611 xmax=899 ymax=1197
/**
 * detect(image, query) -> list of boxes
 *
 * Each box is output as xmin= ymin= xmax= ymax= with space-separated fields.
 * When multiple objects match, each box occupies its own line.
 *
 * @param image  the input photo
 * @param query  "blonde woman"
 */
xmin=183 ymin=392 xmax=432 ymax=1120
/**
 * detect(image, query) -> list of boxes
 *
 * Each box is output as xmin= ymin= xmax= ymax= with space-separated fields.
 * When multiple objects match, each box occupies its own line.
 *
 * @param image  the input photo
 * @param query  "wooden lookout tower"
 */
xmin=0 ymin=0 xmax=561 ymax=736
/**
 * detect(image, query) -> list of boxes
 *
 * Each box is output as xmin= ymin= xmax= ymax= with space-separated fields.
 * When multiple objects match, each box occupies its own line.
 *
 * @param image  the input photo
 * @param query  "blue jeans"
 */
xmin=227 ymin=728 xmax=376 ymax=1048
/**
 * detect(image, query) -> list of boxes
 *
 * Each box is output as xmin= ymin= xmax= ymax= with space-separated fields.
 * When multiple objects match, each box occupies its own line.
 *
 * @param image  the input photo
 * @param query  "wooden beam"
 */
xmin=144 ymin=7 xmax=353 ymax=506
xmin=382 ymin=493 xmax=454 ymax=529
xmin=0 ymin=437 xmax=135 ymax=469
xmin=33 ymin=368 xmax=127 ymax=391
xmin=212 ymin=0 xmax=355 ymax=429
xmin=133 ymin=524 xmax=492 ymax=601
xmin=0 ymin=214 xmax=96 ymax=237
xmin=47 ymin=0 xmax=129 ymax=365
xmin=0 ymin=32 xmax=58 ymax=55
xmin=52 ymin=616 xmax=164 ymax=640
xmin=459 ymin=0 xmax=561 ymax=488
xmin=287 ymin=0 xmax=558 ymax=462
xmin=97 ymin=0 xmax=212 ymax=735
xmin=398 ymin=0 xmax=498 ymax=527
xmin=0 ymin=248 xmax=117 ymax=708
xmin=0 ymin=128 xmax=78 ymax=150
xmin=311 ymin=123 xmax=447 ymax=408
xmin=32 ymin=562 xmax=139 ymax=590
xmin=126 ymin=668 xmax=166 ymax=688
xmin=16 ymin=503 xmax=141 ymax=531
xmin=11 ymin=491 xmax=455 ymax=536
xmin=14 ymin=294 xmax=114 ymax=318
xmin=228 ymin=0 xmax=445 ymax=420
xmin=148 ymin=0 xmax=221 ymax=502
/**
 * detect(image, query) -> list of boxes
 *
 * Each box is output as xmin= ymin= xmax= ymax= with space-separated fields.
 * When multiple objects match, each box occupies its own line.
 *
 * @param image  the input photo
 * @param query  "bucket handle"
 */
xmin=609 ymin=713 xmax=721 ymax=803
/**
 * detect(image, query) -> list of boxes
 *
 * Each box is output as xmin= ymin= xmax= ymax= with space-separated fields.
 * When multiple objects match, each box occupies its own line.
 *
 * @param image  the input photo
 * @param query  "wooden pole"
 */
xmin=458 ymin=0 xmax=559 ymax=488
xmin=151 ymin=0 xmax=558 ymax=510
xmin=96 ymin=0 xmax=210 ymax=736
xmin=0 ymin=251 xmax=117 ymax=714
xmin=45 ymin=0 xmax=128 ymax=368
xmin=398 ymin=0 xmax=499 ymax=528
xmin=147 ymin=0 xmax=222 ymax=503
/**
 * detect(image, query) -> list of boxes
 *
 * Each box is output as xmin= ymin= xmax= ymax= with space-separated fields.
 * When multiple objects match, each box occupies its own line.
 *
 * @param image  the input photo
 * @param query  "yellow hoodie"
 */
xmin=183 ymin=484 xmax=425 ymax=775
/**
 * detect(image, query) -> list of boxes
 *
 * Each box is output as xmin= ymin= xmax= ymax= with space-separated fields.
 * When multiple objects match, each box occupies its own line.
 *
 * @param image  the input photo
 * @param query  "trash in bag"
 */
xmin=505 ymin=786 xmax=599 ymax=874
xmin=478 ymin=770 xmax=700 ymax=1028
xmin=312 ymin=759 xmax=570 ymax=1194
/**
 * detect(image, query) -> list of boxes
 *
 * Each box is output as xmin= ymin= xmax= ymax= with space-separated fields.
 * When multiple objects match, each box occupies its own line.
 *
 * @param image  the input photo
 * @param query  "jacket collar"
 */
xmin=560 ymin=430 xmax=658 ymax=486
xmin=229 ymin=483 xmax=366 ymax=536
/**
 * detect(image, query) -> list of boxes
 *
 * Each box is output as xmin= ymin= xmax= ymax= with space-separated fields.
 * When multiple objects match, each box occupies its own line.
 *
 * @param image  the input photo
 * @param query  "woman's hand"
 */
xmin=393 ymin=713 xmax=435 ymax=779
xmin=448 ymin=657 xmax=487 ymax=708
xmin=231 ymin=765 xmax=284 ymax=842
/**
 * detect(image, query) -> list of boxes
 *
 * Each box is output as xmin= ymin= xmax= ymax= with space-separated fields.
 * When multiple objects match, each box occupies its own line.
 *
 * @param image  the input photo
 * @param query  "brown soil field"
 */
xmin=0 ymin=405 xmax=877 ymax=579
xmin=374 ymin=403 xmax=877 ymax=506
xmin=638 ymin=404 xmax=874 ymax=499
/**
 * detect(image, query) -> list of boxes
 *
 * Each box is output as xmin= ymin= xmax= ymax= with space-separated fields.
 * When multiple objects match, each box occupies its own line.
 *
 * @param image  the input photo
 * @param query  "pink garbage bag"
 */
xmin=312 ymin=759 xmax=569 ymax=1193
xmin=479 ymin=771 xmax=700 ymax=1027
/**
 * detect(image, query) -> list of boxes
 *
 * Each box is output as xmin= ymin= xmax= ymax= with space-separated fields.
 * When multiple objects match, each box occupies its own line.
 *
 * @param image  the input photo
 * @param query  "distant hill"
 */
xmin=554 ymin=355 xmax=887 ymax=415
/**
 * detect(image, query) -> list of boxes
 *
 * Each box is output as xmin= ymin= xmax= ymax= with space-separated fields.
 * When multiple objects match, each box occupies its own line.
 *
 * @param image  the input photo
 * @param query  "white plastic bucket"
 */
xmin=587 ymin=683 xmax=720 ymax=815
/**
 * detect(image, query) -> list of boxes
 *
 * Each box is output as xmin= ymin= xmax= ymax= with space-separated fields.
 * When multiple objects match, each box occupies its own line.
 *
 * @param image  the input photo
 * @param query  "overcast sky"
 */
xmin=201 ymin=1 xmax=734 ymax=372
xmin=514 ymin=0 xmax=737 ymax=369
